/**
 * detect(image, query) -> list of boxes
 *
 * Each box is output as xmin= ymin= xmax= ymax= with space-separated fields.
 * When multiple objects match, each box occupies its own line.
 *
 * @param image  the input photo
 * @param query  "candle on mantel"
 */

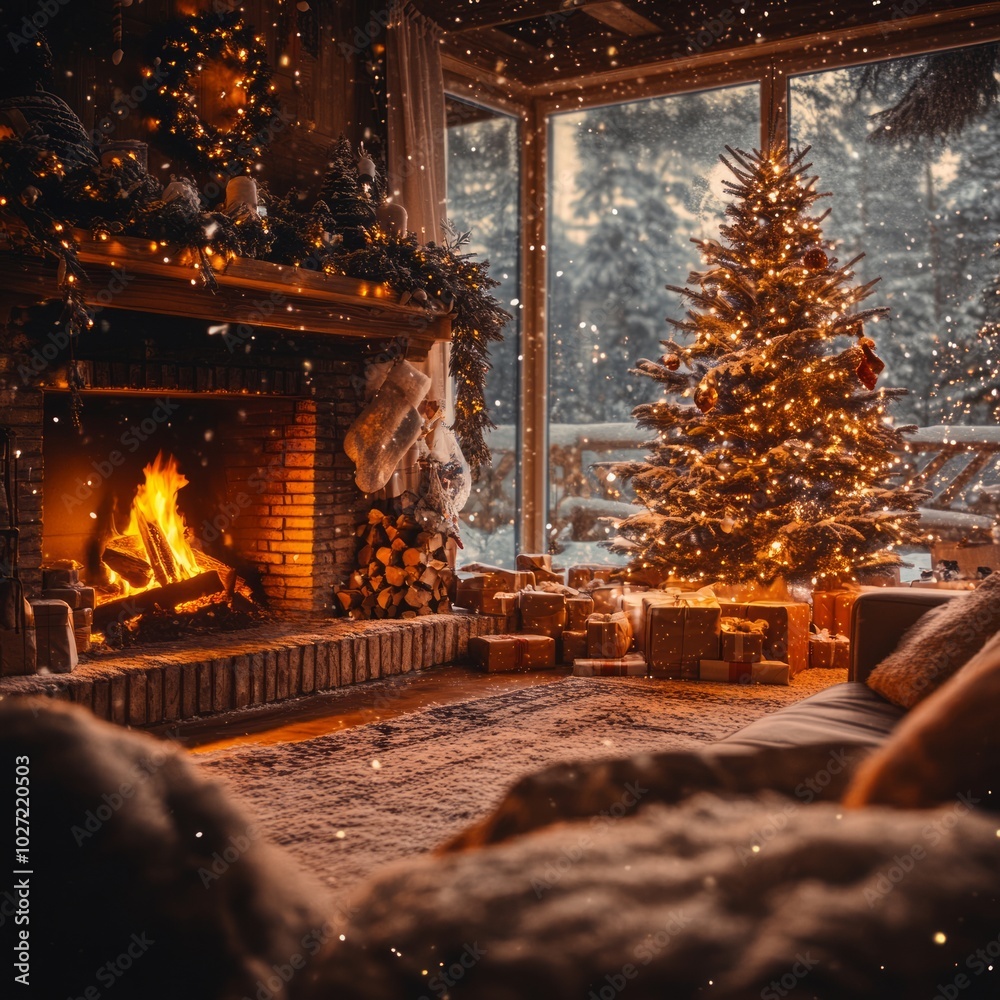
xmin=376 ymin=202 xmax=407 ymax=236
xmin=224 ymin=176 xmax=258 ymax=215
xmin=358 ymin=152 xmax=377 ymax=183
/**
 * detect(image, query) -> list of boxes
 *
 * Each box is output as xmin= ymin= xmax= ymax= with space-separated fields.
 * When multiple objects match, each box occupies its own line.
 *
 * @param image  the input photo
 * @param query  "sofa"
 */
xmin=5 ymin=585 xmax=998 ymax=1000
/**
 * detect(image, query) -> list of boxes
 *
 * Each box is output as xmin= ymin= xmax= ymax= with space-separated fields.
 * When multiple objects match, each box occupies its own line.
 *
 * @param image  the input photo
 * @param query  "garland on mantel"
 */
xmin=0 ymin=13 xmax=508 ymax=476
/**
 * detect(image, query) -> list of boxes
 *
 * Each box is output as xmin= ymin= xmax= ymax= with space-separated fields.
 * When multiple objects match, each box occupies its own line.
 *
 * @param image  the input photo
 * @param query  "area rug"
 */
xmin=194 ymin=669 xmax=845 ymax=893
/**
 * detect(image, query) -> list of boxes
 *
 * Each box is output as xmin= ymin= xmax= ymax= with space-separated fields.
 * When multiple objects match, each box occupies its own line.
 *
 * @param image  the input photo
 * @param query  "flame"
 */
xmin=110 ymin=452 xmax=201 ymax=595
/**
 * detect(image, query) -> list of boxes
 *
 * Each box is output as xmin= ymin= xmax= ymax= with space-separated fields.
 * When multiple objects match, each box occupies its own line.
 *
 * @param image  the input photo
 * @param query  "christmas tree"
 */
xmin=609 ymin=142 xmax=927 ymax=587
xmin=320 ymin=134 xmax=376 ymax=249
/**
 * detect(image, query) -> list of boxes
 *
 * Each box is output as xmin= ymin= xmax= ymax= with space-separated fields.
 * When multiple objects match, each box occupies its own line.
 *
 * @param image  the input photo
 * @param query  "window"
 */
xmin=545 ymin=83 xmax=759 ymax=562
xmin=446 ymin=98 xmax=522 ymax=567
xmin=790 ymin=46 xmax=1000 ymax=426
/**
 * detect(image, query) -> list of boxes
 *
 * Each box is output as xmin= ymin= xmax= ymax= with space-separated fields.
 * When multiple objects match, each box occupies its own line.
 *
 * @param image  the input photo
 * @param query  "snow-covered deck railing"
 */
xmin=467 ymin=422 xmax=1000 ymax=544
xmin=905 ymin=425 xmax=1000 ymax=507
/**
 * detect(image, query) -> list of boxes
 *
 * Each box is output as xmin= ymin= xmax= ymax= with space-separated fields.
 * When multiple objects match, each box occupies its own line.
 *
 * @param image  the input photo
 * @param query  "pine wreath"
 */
xmin=145 ymin=9 xmax=283 ymax=177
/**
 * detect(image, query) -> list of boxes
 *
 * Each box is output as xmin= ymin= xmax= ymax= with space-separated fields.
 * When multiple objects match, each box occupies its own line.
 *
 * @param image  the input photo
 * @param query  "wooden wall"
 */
xmin=33 ymin=0 xmax=380 ymax=198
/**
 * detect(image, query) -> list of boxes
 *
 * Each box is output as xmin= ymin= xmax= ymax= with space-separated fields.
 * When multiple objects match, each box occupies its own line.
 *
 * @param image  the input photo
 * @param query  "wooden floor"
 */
xmin=178 ymin=665 xmax=566 ymax=753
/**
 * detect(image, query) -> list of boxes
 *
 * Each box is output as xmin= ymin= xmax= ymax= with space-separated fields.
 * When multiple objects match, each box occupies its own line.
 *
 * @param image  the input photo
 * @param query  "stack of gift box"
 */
xmin=461 ymin=555 xmax=817 ymax=685
xmin=808 ymin=588 xmax=856 ymax=670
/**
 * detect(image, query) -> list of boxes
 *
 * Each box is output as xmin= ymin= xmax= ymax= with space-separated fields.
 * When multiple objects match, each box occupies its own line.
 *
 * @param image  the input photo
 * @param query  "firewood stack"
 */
xmin=335 ymin=507 xmax=456 ymax=619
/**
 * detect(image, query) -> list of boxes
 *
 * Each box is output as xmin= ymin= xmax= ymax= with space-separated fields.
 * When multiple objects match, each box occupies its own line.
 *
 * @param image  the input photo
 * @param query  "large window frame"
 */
xmin=444 ymin=6 xmax=1000 ymax=552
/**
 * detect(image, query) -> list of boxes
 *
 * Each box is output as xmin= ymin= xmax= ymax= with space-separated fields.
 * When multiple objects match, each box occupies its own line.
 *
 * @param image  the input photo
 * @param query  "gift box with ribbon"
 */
xmin=561 ymin=630 xmax=587 ymax=664
xmin=699 ymin=658 xmax=789 ymax=686
xmin=811 ymin=589 xmax=860 ymax=635
xmin=586 ymin=610 xmax=633 ymax=658
xmin=469 ymin=634 xmax=556 ymax=672
xmin=809 ymin=629 xmax=851 ymax=670
xmin=645 ymin=596 xmax=721 ymax=679
xmin=566 ymin=595 xmax=595 ymax=631
xmin=725 ymin=600 xmax=810 ymax=675
xmin=516 ymin=553 xmax=565 ymax=584
xmin=519 ymin=591 xmax=567 ymax=639
xmin=622 ymin=591 xmax=674 ymax=653
xmin=454 ymin=571 xmax=534 ymax=614
xmin=572 ymin=653 xmax=646 ymax=677
xmin=719 ymin=616 xmax=767 ymax=662
xmin=566 ymin=564 xmax=619 ymax=589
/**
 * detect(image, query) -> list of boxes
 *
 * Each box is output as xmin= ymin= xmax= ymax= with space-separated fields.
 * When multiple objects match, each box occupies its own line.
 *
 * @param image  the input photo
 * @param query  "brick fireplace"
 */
xmin=0 ymin=231 xmax=450 ymax=617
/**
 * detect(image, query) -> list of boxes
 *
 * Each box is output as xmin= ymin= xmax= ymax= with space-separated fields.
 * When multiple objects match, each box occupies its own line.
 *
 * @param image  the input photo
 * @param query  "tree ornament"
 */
xmin=802 ymin=247 xmax=829 ymax=270
xmin=856 ymin=341 xmax=886 ymax=390
xmin=663 ymin=353 xmax=681 ymax=371
xmin=694 ymin=383 xmax=718 ymax=413
xmin=145 ymin=10 xmax=282 ymax=176
xmin=720 ymin=516 xmax=735 ymax=534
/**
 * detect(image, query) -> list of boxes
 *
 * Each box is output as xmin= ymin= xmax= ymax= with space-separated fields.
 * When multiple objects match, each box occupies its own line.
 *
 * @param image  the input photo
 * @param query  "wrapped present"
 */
xmin=719 ymin=616 xmax=767 ymax=662
xmin=833 ymin=591 xmax=858 ymax=636
xmin=72 ymin=607 xmax=93 ymax=656
xmin=729 ymin=600 xmax=810 ymax=675
xmin=625 ymin=591 xmax=676 ymax=653
xmin=586 ymin=610 xmax=633 ymax=658
xmin=469 ymin=634 xmax=556 ymax=672
xmin=516 ymin=553 xmax=564 ymax=584
xmin=566 ymin=564 xmax=618 ymax=589
xmin=0 ymin=586 xmax=36 ymax=677
xmin=811 ymin=589 xmax=860 ymax=634
xmin=455 ymin=571 xmax=534 ymax=614
xmin=566 ymin=595 xmax=595 ymax=631
xmin=808 ymin=630 xmax=851 ymax=671
xmin=833 ymin=634 xmax=851 ymax=671
xmin=29 ymin=599 xmax=78 ymax=673
xmin=700 ymin=659 xmax=789 ymax=686
xmin=42 ymin=587 xmax=81 ymax=609
xmin=572 ymin=653 xmax=646 ymax=677
xmin=808 ymin=632 xmax=835 ymax=669
xmin=519 ymin=591 xmax=567 ymax=638
xmin=589 ymin=582 xmax=648 ymax=614
xmin=699 ymin=659 xmax=753 ymax=684
xmin=645 ymin=599 xmax=721 ymax=679
xmin=561 ymin=629 xmax=588 ymax=664
xmin=809 ymin=628 xmax=851 ymax=670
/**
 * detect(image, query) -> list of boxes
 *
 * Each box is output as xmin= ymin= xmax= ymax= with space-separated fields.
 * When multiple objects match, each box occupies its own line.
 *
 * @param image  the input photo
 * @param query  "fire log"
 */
xmin=101 ymin=536 xmax=153 ymax=589
xmin=93 ymin=570 xmax=224 ymax=629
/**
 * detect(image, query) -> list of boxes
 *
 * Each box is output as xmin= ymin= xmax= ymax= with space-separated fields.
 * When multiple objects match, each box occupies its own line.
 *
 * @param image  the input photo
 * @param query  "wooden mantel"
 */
xmin=0 ymin=228 xmax=451 ymax=359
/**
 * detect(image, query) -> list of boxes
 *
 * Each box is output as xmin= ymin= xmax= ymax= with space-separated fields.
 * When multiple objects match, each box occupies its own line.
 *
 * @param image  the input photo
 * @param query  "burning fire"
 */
xmin=109 ymin=452 xmax=201 ymax=595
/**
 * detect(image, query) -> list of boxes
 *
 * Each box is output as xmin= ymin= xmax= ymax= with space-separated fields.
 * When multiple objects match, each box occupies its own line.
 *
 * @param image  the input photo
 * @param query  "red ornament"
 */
xmin=663 ymin=354 xmax=681 ymax=371
xmin=856 ymin=342 xmax=885 ymax=390
xmin=694 ymin=384 xmax=718 ymax=413
xmin=803 ymin=247 xmax=829 ymax=271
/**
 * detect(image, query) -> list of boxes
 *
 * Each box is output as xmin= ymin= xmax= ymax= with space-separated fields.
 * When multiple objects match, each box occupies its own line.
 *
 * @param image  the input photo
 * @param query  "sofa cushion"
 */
xmin=865 ymin=570 xmax=1000 ymax=708
xmin=843 ymin=629 xmax=1000 ymax=810
xmin=720 ymin=682 xmax=904 ymax=751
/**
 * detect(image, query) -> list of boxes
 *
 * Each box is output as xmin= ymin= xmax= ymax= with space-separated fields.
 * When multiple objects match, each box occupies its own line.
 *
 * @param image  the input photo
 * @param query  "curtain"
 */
xmin=386 ymin=1 xmax=451 ymax=412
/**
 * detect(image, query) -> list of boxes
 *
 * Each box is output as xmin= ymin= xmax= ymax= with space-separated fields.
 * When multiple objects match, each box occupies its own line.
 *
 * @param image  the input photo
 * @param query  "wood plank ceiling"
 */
xmin=413 ymin=0 xmax=990 ymax=90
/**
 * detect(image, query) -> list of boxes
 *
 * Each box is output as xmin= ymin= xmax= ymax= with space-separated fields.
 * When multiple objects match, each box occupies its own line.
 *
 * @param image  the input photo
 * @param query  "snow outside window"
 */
xmin=545 ymin=83 xmax=759 ymax=564
xmin=790 ymin=47 xmax=1000 ymax=429
xmin=791 ymin=45 xmax=1000 ymax=524
xmin=446 ymin=99 xmax=522 ymax=568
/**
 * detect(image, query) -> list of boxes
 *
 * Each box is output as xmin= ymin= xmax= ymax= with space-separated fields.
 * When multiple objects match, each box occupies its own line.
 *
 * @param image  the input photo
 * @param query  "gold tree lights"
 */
xmin=610 ymin=143 xmax=928 ymax=586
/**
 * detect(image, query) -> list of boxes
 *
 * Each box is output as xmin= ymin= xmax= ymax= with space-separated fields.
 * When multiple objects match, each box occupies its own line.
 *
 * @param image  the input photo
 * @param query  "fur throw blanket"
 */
xmin=4 ymin=699 xmax=998 ymax=1000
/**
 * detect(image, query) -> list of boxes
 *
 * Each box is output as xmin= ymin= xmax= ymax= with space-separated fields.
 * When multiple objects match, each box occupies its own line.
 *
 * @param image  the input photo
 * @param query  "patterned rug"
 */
xmin=194 ymin=668 xmax=845 ymax=894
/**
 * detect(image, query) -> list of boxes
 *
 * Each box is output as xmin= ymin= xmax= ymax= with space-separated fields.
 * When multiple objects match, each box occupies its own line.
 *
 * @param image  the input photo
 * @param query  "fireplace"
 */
xmin=6 ymin=309 xmax=361 ymax=618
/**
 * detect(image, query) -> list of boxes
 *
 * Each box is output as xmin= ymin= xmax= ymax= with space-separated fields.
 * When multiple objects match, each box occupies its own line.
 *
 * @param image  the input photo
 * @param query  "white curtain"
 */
xmin=386 ymin=1 xmax=451 ymax=415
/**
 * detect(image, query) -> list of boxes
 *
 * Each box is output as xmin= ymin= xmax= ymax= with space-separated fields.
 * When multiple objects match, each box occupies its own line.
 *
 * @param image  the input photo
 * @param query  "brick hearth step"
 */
xmin=0 ymin=614 xmax=502 ymax=727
